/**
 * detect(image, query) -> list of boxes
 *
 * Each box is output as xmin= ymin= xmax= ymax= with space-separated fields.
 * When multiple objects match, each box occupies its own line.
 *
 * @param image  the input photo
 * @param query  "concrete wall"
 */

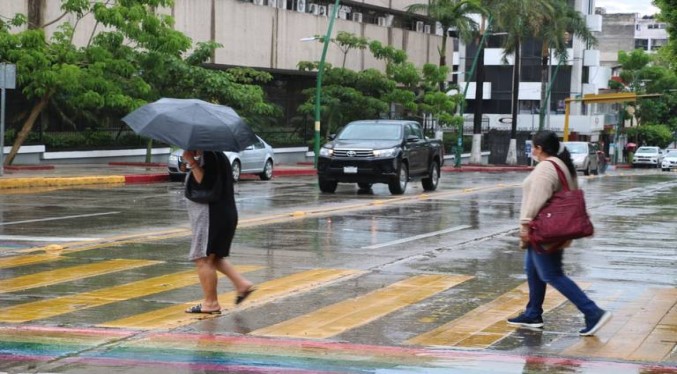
xmin=597 ymin=13 xmax=636 ymax=67
xmin=1 ymin=1 xmax=451 ymax=75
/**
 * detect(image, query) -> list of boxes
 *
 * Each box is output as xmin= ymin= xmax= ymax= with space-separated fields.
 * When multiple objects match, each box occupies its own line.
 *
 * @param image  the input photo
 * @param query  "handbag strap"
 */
xmin=545 ymin=160 xmax=570 ymax=192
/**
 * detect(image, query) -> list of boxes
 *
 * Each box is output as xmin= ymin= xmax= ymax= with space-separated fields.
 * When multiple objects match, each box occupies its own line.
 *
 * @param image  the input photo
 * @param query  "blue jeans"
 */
xmin=523 ymin=246 xmax=602 ymax=319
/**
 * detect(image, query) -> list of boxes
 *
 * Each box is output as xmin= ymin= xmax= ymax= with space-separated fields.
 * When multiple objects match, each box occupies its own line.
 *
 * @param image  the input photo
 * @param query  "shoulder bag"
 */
xmin=528 ymin=160 xmax=594 ymax=253
xmin=184 ymin=153 xmax=224 ymax=203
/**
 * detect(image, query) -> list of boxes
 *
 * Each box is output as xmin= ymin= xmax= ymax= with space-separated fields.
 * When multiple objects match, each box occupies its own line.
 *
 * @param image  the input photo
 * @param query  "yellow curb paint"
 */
xmin=291 ymin=211 xmax=306 ymax=217
xmin=0 ymin=176 xmax=125 ymax=190
xmin=563 ymin=287 xmax=677 ymax=362
xmin=101 ymin=268 xmax=363 ymax=330
xmin=0 ymin=259 xmax=162 ymax=293
xmin=406 ymin=282 xmax=587 ymax=348
xmin=252 ymin=274 xmax=472 ymax=340
xmin=0 ymin=265 xmax=262 ymax=323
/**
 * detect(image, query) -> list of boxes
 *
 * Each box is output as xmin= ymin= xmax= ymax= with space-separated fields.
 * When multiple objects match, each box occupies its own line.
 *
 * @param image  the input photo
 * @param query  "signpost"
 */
xmin=0 ymin=63 xmax=17 ymax=176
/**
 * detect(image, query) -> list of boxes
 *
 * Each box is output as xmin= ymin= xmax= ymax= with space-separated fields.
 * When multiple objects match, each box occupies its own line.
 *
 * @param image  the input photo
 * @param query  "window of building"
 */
xmin=635 ymin=39 xmax=649 ymax=50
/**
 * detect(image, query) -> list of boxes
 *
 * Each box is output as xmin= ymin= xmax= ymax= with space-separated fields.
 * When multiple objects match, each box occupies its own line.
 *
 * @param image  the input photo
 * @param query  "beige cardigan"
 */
xmin=520 ymin=156 xmax=578 ymax=225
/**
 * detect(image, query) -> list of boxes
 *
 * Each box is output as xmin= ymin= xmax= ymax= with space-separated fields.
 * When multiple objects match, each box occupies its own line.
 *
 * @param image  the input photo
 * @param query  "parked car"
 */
xmin=563 ymin=141 xmax=598 ymax=175
xmin=632 ymin=146 xmax=663 ymax=168
xmin=661 ymin=151 xmax=677 ymax=171
xmin=168 ymin=135 xmax=275 ymax=182
xmin=317 ymin=120 xmax=444 ymax=195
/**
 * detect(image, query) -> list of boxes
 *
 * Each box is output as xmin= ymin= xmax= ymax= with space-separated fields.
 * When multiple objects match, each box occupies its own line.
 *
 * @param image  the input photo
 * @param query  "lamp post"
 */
xmin=311 ymin=0 xmax=341 ymax=168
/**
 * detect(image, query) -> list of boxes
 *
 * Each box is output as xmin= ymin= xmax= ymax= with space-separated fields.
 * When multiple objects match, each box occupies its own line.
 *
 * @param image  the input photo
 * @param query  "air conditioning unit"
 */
xmin=351 ymin=12 xmax=363 ymax=23
xmin=308 ymin=3 xmax=319 ymax=15
xmin=253 ymin=0 xmax=264 ymax=5
xmin=338 ymin=8 xmax=348 ymax=19
xmin=377 ymin=17 xmax=387 ymax=27
xmin=385 ymin=14 xmax=394 ymax=27
xmin=435 ymin=22 xmax=444 ymax=36
xmin=277 ymin=0 xmax=287 ymax=8
xmin=296 ymin=0 xmax=305 ymax=12
xmin=416 ymin=21 xmax=425 ymax=32
xmin=318 ymin=5 xmax=327 ymax=16
xmin=424 ymin=24 xmax=431 ymax=34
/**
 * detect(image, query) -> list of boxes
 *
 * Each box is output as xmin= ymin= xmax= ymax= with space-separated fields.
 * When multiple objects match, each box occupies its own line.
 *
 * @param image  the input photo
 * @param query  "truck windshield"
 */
xmin=338 ymin=124 xmax=402 ymax=140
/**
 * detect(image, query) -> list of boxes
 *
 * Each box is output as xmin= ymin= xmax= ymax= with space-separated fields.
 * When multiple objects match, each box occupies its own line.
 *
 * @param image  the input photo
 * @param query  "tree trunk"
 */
xmin=5 ymin=94 xmax=49 ymax=166
xmin=27 ymin=0 xmax=43 ymax=29
xmin=506 ymin=40 xmax=521 ymax=165
xmin=440 ymin=34 xmax=449 ymax=92
xmin=470 ymin=36 xmax=486 ymax=164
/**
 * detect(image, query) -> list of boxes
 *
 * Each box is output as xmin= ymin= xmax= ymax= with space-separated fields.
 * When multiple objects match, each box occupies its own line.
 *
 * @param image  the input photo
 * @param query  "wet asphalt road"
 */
xmin=0 ymin=168 xmax=675 ymax=373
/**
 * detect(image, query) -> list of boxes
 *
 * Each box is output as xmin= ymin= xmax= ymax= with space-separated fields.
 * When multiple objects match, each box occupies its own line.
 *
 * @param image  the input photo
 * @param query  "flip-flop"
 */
xmin=235 ymin=286 xmax=256 ymax=305
xmin=185 ymin=304 xmax=221 ymax=314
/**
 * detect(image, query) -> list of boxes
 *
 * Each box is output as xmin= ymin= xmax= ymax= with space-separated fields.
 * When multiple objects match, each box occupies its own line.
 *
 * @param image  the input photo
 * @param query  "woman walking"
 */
xmin=508 ymin=131 xmax=611 ymax=336
xmin=182 ymin=149 xmax=255 ymax=314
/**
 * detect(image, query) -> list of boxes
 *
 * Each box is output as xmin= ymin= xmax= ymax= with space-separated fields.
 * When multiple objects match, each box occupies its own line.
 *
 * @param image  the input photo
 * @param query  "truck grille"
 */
xmin=333 ymin=149 xmax=373 ymax=158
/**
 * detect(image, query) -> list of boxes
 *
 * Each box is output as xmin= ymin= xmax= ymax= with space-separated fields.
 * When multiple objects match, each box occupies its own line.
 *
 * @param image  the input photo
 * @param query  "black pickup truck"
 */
xmin=317 ymin=120 xmax=444 ymax=195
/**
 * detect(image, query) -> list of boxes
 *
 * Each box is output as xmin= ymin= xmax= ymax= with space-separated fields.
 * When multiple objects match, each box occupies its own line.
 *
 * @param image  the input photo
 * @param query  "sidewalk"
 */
xmin=0 ymin=162 xmax=533 ymax=190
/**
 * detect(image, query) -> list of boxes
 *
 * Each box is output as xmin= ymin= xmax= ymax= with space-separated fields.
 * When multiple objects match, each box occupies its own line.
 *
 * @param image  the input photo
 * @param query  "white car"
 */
xmin=661 ymin=151 xmax=677 ymax=171
xmin=168 ymin=135 xmax=275 ymax=182
xmin=632 ymin=146 xmax=663 ymax=168
xmin=563 ymin=142 xmax=598 ymax=175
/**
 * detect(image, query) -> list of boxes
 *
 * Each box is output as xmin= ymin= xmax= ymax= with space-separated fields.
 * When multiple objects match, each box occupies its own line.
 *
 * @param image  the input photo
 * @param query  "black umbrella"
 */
xmin=122 ymin=98 xmax=258 ymax=152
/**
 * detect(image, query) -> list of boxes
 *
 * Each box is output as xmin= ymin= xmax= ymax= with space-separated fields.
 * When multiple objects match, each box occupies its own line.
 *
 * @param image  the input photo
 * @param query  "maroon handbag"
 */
xmin=528 ymin=160 xmax=594 ymax=253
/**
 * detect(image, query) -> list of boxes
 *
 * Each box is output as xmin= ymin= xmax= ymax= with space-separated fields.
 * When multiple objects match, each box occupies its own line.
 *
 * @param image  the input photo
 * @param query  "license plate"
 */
xmin=343 ymin=166 xmax=358 ymax=174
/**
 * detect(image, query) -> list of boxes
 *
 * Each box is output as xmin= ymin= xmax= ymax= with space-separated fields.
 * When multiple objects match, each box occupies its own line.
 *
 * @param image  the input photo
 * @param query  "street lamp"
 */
xmin=305 ymin=0 xmax=341 ymax=168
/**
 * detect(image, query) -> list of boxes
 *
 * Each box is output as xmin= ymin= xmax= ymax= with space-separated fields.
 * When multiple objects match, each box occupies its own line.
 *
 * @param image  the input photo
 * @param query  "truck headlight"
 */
xmin=373 ymin=147 xmax=399 ymax=158
xmin=169 ymin=154 xmax=180 ymax=162
xmin=319 ymin=147 xmax=334 ymax=157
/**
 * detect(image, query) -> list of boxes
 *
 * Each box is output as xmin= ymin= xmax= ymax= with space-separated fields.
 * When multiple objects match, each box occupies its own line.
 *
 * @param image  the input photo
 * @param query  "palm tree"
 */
xmin=493 ymin=0 xmax=553 ymax=165
xmin=537 ymin=0 xmax=596 ymax=130
xmin=407 ymin=0 xmax=484 ymax=90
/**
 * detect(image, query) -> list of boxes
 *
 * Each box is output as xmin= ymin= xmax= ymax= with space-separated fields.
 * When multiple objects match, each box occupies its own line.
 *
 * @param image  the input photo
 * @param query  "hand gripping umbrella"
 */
xmin=122 ymin=98 xmax=258 ymax=152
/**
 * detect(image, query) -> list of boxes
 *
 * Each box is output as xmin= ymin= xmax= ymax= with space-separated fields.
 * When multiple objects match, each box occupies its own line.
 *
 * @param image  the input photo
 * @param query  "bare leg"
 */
xmin=194 ymin=255 xmax=221 ymax=311
xmin=214 ymin=257 xmax=253 ymax=294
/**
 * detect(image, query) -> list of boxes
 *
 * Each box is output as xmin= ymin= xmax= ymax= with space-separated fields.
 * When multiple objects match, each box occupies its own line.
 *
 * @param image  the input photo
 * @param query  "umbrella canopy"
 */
xmin=625 ymin=143 xmax=637 ymax=150
xmin=122 ymin=98 xmax=258 ymax=152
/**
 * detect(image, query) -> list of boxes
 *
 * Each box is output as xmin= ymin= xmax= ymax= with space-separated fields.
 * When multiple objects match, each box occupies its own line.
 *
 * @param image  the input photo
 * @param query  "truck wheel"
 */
xmin=318 ymin=177 xmax=338 ymax=193
xmin=388 ymin=163 xmax=408 ymax=195
xmin=421 ymin=160 xmax=440 ymax=191
xmin=231 ymin=160 xmax=241 ymax=182
xmin=583 ymin=164 xmax=590 ymax=176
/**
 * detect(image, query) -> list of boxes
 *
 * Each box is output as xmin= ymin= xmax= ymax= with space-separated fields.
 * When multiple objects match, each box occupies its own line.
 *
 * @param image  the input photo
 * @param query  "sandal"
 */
xmin=235 ymin=286 xmax=256 ymax=305
xmin=185 ymin=304 xmax=221 ymax=314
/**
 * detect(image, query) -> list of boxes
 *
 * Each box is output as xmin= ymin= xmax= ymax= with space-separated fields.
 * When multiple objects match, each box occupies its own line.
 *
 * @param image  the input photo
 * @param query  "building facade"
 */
xmin=2 ymin=0 xmax=611 ymax=140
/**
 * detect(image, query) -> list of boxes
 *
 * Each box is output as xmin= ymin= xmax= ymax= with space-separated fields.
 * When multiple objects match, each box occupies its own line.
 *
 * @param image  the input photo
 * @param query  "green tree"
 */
xmin=406 ymin=0 xmax=484 ymax=89
xmin=493 ymin=0 xmax=553 ymax=164
xmin=537 ymin=0 xmax=596 ymax=130
xmin=655 ymin=0 xmax=677 ymax=71
xmin=1 ymin=0 xmax=276 ymax=165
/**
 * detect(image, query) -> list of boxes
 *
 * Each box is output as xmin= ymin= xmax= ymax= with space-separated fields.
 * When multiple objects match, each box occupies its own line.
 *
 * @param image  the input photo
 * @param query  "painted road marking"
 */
xmin=0 ymin=259 xmax=161 ymax=293
xmin=100 ymin=268 xmax=364 ymax=330
xmin=0 ymin=265 xmax=263 ymax=323
xmin=406 ymin=282 xmax=585 ymax=348
xmin=0 ymin=235 xmax=100 ymax=242
xmin=0 ymin=212 xmax=121 ymax=226
xmin=0 ymin=253 xmax=64 ymax=269
xmin=362 ymin=225 xmax=471 ymax=249
xmin=252 ymin=274 xmax=472 ymax=339
xmin=563 ymin=287 xmax=677 ymax=362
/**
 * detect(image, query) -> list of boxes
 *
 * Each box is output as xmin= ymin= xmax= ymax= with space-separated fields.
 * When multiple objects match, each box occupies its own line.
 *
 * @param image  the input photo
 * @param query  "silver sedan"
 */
xmin=168 ymin=135 xmax=275 ymax=182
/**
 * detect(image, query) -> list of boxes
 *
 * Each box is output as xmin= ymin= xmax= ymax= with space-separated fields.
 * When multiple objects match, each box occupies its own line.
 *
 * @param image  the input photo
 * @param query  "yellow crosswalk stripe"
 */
xmin=406 ymin=282 xmax=586 ymax=348
xmin=0 ymin=253 xmax=63 ymax=269
xmin=0 ymin=265 xmax=263 ymax=323
xmin=563 ymin=287 xmax=677 ymax=362
xmin=100 ymin=268 xmax=364 ymax=330
xmin=0 ymin=259 xmax=162 ymax=293
xmin=252 ymin=274 xmax=472 ymax=339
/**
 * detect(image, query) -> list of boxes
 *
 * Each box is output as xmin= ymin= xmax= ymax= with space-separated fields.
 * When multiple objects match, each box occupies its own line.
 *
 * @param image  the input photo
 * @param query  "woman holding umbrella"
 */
xmin=183 ymin=149 xmax=255 ymax=314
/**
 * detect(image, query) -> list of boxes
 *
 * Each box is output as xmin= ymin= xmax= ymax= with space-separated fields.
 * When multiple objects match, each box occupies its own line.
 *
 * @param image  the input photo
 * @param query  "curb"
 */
xmin=0 ymin=175 xmax=126 ymax=189
xmin=442 ymin=166 xmax=533 ymax=172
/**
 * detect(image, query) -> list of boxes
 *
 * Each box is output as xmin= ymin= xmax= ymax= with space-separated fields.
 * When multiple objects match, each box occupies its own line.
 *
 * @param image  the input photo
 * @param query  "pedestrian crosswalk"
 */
xmin=0 ymin=256 xmax=674 ymax=363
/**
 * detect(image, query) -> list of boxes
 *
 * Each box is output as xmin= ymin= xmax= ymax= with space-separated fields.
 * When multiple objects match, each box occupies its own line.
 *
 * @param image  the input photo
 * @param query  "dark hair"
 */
xmin=532 ymin=130 xmax=577 ymax=178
